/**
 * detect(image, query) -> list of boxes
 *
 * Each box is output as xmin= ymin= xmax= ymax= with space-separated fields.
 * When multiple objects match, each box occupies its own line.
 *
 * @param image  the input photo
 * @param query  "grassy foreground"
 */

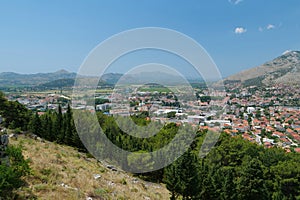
xmin=10 ymin=136 xmax=169 ymax=200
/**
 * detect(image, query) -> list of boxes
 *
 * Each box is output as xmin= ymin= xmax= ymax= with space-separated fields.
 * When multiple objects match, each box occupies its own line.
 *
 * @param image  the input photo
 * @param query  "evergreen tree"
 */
xmin=164 ymin=161 xmax=182 ymax=200
xmin=220 ymin=167 xmax=236 ymax=200
xmin=237 ymin=157 xmax=267 ymax=200
xmin=28 ymin=112 xmax=42 ymax=136
xmin=44 ymin=113 xmax=54 ymax=141
xmin=55 ymin=104 xmax=64 ymax=143
xmin=164 ymin=150 xmax=200 ymax=200
xmin=64 ymin=104 xmax=73 ymax=145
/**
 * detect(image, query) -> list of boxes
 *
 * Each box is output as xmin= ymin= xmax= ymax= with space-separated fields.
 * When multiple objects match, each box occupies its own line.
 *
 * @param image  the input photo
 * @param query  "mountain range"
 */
xmin=1 ymin=51 xmax=300 ymax=89
xmin=0 ymin=69 xmax=77 ymax=87
xmin=0 ymin=70 xmax=124 ymax=88
xmin=224 ymin=50 xmax=300 ymax=86
xmin=0 ymin=70 xmax=195 ymax=89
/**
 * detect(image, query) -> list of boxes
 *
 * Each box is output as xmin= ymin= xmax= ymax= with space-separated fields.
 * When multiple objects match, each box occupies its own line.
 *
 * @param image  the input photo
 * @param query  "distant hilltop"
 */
xmin=224 ymin=50 xmax=300 ymax=86
xmin=0 ymin=70 xmax=124 ymax=88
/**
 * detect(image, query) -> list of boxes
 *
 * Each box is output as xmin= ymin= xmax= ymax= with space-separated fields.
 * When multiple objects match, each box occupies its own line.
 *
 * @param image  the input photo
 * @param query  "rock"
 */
xmin=29 ymin=134 xmax=38 ymax=140
xmin=132 ymin=178 xmax=139 ymax=183
xmin=107 ymin=181 xmax=115 ymax=186
xmin=37 ymin=137 xmax=45 ymax=143
xmin=60 ymin=182 xmax=78 ymax=191
xmin=106 ymin=165 xmax=117 ymax=171
xmin=9 ymin=134 xmax=18 ymax=140
xmin=0 ymin=135 xmax=8 ymax=145
xmin=0 ymin=135 xmax=9 ymax=165
xmin=93 ymin=174 xmax=101 ymax=180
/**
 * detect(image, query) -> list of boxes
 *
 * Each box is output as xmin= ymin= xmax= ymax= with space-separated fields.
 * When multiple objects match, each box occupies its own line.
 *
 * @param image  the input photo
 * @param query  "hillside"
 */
xmin=9 ymin=136 xmax=169 ymax=200
xmin=36 ymin=78 xmax=76 ymax=89
xmin=225 ymin=51 xmax=300 ymax=86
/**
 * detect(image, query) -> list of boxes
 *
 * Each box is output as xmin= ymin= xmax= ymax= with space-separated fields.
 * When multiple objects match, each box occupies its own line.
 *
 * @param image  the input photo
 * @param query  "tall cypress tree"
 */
xmin=55 ymin=104 xmax=64 ymax=143
xmin=164 ymin=161 xmax=182 ymax=200
xmin=179 ymin=150 xmax=201 ymax=200
xmin=28 ymin=112 xmax=42 ymax=136
xmin=45 ymin=114 xmax=53 ymax=141
xmin=164 ymin=150 xmax=200 ymax=200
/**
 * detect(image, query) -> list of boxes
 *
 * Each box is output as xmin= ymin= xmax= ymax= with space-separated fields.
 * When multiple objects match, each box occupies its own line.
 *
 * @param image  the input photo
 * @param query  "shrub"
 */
xmin=0 ymin=146 xmax=30 ymax=198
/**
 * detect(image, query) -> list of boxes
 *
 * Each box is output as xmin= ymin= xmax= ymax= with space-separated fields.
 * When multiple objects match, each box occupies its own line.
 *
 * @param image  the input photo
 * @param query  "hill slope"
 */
xmin=225 ymin=51 xmax=300 ymax=86
xmin=10 ymin=136 xmax=169 ymax=200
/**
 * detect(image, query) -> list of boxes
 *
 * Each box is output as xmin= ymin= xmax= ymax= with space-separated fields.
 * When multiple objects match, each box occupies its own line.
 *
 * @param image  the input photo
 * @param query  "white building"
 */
xmin=247 ymin=107 xmax=256 ymax=114
xmin=96 ymin=103 xmax=111 ymax=111
xmin=204 ymin=120 xmax=231 ymax=127
xmin=187 ymin=115 xmax=205 ymax=124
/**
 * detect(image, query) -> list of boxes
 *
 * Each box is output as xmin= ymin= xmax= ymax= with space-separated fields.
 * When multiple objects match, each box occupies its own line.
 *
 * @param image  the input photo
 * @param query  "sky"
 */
xmin=0 ymin=0 xmax=300 ymax=78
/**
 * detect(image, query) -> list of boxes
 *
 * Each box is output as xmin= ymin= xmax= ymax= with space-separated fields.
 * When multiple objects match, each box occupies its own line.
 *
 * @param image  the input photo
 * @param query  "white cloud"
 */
xmin=259 ymin=24 xmax=276 ymax=32
xmin=229 ymin=0 xmax=243 ymax=5
xmin=267 ymin=24 xmax=275 ymax=30
xmin=234 ymin=27 xmax=247 ymax=34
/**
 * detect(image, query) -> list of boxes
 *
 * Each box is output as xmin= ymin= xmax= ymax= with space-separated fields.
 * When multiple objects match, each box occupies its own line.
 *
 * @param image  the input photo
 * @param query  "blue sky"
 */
xmin=0 ymin=0 xmax=300 ymax=78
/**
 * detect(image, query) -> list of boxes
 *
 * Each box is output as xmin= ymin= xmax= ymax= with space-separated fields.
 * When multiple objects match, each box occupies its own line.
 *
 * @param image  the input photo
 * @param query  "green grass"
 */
xmin=138 ymin=87 xmax=172 ymax=93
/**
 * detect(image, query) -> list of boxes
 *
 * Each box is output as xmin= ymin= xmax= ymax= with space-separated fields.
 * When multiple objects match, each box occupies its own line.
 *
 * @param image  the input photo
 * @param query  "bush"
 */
xmin=0 ymin=146 xmax=30 ymax=198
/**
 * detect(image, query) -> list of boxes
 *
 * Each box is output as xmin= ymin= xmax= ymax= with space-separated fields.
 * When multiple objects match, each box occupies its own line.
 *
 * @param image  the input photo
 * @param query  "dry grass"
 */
xmin=10 ymin=136 xmax=170 ymax=200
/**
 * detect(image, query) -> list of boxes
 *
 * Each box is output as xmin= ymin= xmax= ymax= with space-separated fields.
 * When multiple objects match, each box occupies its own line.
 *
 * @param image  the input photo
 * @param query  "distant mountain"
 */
xmin=0 ymin=69 xmax=125 ymax=88
xmin=0 ymin=69 xmax=77 ymax=87
xmin=100 ymin=73 xmax=123 ymax=84
xmin=116 ymin=71 xmax=190 ymax=85
xmin=0 ymin=69 xmax=210 ymax=89
xmin=225 ymin=51 xmax=300 ymax=86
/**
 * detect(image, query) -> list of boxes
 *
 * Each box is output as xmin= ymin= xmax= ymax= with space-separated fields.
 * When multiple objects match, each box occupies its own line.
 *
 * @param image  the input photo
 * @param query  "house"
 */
xmin=247 ymin=107 xmax=255 ymax=114
xmin=205 ymin=120 xmax=231 ymax=127
xmin=188 ymin=115 xmax=204 ymax=124
xmin=294 ymin=148 xmax=300 ymax=153
xmin=279 ymin=138 xmax=292 ymax=146
xmin=96 ymin=103 xmax=111 ymax=111
xmin=264 ymin=142 xmax=272 ymax=148
xmin=290 ymin=133 xmax=300 ymax=142
xmin=272 ymin=131 xmax=286 ymax=138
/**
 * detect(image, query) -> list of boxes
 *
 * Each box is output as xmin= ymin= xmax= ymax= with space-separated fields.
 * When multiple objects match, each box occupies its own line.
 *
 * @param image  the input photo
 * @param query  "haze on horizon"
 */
xmin=0 ymin=1 xmax=300 ymax=78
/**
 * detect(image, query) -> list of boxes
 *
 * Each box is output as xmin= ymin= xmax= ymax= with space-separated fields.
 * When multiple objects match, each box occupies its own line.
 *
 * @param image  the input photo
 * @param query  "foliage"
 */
xmin=0 ymin=91 xmax=32 ymax=130
xmin=167 ymin=111 xmax=176 ymax=118
xmin=36 ymin=78 xmax=75 ymax=89
xmin=0 ymin=146 xmax=30 ymax=198
xmin=243 ymin=76 xmax=265 ymax=87
xmin=1 ymin=91 xmax=300 ymax=199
